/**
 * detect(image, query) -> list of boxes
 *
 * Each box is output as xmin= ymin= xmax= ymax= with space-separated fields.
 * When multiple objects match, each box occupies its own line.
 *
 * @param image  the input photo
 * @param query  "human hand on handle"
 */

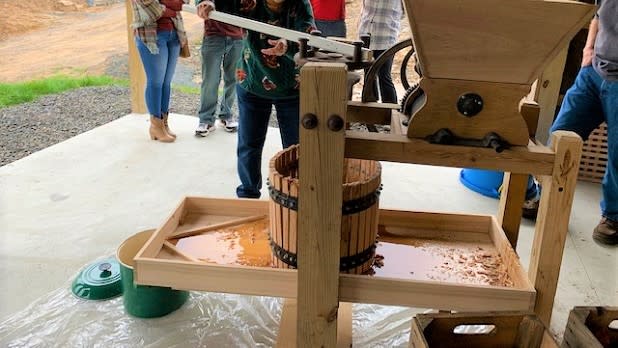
xmin=261 ymin=39 xmax=287 ymax=56
xmin=197 ymin=1 xmax=214 ymax=19
xmin=240 ymin=0 xmax=256 ymax=12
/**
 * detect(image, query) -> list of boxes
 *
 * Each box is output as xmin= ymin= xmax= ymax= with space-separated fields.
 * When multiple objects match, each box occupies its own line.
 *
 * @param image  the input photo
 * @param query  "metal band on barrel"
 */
xmin=267 ymin=181 xmax=382 ymax=215
xmin=270 ymin=240 xmax=376 ymax=271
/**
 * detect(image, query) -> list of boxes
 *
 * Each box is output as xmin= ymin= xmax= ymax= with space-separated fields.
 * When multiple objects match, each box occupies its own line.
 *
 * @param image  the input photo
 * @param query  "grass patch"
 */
xmin=0 ymin=75 xmax=127 ymax=108
xmin=174 ymin=84 xmax=201 ymax=95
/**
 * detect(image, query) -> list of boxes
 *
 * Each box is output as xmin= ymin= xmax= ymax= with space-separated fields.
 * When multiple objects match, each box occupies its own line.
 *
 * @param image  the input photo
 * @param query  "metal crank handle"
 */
xmin=183 ymin=5 xmax=371 ymax=61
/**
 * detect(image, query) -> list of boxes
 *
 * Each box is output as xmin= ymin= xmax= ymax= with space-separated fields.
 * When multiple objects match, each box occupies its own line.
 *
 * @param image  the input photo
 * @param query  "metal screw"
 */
xmin=327 ymin=115 xmax=344 ymax=131
xmin=301 ymin=113 xmax=318 ymax=129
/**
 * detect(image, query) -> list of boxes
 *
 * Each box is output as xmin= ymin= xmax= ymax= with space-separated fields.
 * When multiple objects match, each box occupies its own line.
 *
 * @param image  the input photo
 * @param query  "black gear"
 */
xmin=399 ymin=83 xmax=425 ymax=127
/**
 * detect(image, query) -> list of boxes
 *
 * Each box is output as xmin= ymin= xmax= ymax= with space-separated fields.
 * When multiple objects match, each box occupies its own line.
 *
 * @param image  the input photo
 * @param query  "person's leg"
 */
xmin=375 ymin=49 xmax=398 ymax=103
xmin=236 ymin=86 xmax=273 ymax=198
xmin=198 ymin=36 xmax=225 ymax=127
xmin=550 ymin=66 xmax=605 ymax=139
xmin=135 ymin=37 xmax=166 ymax=117
xmin=161 ymin=30 xmax=180 ymax=115
xmin=274 ymin=96 xmax=300 ymax=148
xmin=523 ymin=66 xmax=605 ymax=220
xmin=314 ymin=19 xmax=346 ymax=37
xmin=595 ymin=78 xmax=618 ymax=244
xmin=218 ymin=37 xmax=243 ymax=123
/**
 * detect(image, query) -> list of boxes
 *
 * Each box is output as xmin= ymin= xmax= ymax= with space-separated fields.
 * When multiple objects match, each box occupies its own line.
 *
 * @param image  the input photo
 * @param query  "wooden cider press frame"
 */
xmin=134 ymin=1 xmax=596 ymax=347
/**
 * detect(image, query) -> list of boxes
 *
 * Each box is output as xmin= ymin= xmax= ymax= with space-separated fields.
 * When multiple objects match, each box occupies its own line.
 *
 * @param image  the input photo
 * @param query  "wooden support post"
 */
xmin=528 ymin=130 xmax=582 ymax=326
xmin=497 ymin=172 xmax=529 ymax=248
xmin=278 ymin=300 xmax=353 ymax=348
xmin=297 ymin=63 xmax=348 ymax=347
xmin=529 ymin=46 xmax=568 ymax=144
xmin=125 ymin=0 xmax=147 ymax=113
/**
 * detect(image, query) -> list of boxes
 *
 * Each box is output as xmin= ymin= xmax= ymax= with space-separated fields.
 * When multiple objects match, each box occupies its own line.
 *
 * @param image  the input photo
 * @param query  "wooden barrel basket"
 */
xmin=267 ymin=145 xmax=382 ymax=274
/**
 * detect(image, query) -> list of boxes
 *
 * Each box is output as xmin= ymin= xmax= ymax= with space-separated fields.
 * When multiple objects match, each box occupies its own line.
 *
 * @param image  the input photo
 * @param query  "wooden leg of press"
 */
xmin=297 ymin=63 xmax=348 ymax=347
xmin=528 ymin=131 xmax=582 ymax=326
xmin=497 ymin=172 xmax=529 ymax=249
xmin=277 ymin=300 xmax=353 ymax=348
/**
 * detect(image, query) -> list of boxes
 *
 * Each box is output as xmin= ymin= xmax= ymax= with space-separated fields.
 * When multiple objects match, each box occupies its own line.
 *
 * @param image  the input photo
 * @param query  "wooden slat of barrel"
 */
xmin=274 ymin=172 xmax=283 ymax=268
xmin=269 ymin=168 xmax=278 ymax=267
xmin=356 ymin=161 xmax=368 ymax=274
xmin=348 ymin=182 xmax=359 ymax=274
xmin=340 ymin=181 xmax=351 ymax=273
xmin=282 ymin=173 xmax=290 ymax=269
xmin=290 ymin=180 xmax=298 ymax=261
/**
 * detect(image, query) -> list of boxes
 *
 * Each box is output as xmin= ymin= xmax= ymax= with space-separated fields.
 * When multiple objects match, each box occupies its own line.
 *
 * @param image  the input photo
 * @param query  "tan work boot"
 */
xmin=593 ymin=217 xmax=618 ymax=246
xmin=149 ymin=116 xmax=175 ymax=143
xmin=162 ymin=112 xmax=176 ymax=139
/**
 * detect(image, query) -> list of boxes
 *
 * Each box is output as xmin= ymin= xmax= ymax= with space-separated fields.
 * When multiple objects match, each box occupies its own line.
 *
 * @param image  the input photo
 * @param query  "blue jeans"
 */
xmin=236 ymin=86 xmax=300 ymax=198
xmin=198 ymin=36 xmax=243 ymax=125
xmin=135 ymin=30 xmax=180 ymax=118
xmin=367 ymin=49 xmax=397 ymax=103
xmin=550 ymin=65 xmax=618 ymax=220
xmin=315 ymin=19 xmax=346 ymax=37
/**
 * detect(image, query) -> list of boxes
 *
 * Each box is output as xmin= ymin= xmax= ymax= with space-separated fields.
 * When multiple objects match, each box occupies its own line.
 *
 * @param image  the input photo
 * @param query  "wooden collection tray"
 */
xmin=134 ymin=197 xmax=535 ymax=312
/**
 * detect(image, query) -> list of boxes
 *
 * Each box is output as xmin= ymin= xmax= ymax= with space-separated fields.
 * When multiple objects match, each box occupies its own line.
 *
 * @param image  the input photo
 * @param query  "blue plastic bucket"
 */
xmin=459 ymin=169 xmax=538 ymax=200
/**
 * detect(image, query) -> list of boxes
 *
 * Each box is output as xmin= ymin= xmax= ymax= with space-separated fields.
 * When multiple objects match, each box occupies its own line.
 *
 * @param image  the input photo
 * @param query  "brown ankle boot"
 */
xmin=162 ymin=113 xmax=176 ymax=139
xmin=149 ymin=116 xmax=175 ymax=143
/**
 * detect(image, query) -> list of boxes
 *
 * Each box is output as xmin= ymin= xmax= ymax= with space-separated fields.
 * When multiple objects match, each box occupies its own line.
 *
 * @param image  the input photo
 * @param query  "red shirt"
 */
xmin=204 ymin=20 xmax=243 ymax=39
xmin=310 ymin=0 xmax=345 ymax=21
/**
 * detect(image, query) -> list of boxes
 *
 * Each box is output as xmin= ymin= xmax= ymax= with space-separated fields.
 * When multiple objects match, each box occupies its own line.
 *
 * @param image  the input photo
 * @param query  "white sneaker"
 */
xmin=195 ymin=123 xmax=215 ymax=137
xmin=217 ymin=119 xmax=239 ymax=133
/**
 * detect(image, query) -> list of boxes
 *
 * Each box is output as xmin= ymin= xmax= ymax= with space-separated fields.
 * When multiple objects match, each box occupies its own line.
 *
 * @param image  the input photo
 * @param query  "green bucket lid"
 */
xmin=71 ymin=258 xmax=122 ymax=300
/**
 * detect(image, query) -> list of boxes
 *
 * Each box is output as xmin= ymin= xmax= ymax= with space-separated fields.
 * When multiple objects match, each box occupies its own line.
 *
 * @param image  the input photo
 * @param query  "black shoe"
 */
xmin=522 ymin=196 xmax=539 ymax=220
xmin=593 ymin=217 xmax=618 ymax=245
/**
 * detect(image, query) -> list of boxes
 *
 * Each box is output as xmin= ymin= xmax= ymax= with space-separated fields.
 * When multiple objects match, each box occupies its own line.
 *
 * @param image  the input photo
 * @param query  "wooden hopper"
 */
xmin=404 ymin=0 xmax=595 ymax=84
xmin=403 ymin=0 xmax=596 ymax=146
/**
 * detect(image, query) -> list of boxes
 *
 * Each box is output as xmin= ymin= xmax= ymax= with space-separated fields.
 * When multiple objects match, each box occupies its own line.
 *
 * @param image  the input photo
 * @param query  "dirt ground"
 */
xmin=0 ymin=0 xmax=412 ymax=93
xmin=0 ymin=1 xmax=203 ymax=83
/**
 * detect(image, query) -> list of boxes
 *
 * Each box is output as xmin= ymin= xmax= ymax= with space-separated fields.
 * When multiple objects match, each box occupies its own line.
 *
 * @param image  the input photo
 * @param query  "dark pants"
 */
xmin=368 ymin=49 xmax=398 ymax=103
xmin=236 ymin=86 xmax=300 ymax=198
xmin=315 ymin=19 xmax=346 ymax=38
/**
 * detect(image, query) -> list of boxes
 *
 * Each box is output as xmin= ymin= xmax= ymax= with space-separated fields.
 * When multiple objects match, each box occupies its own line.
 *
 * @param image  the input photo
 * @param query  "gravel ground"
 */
xmin=0 ymin=84 xmax=374 ymax=167
xmin=0 ymin=86 xmax=200 ymax=167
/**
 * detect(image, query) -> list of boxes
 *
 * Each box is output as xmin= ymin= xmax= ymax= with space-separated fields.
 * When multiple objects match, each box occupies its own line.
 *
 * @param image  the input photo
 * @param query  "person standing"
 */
xmin=131 ymin=0 xmax=189 ymax=142
xmin=195 ymin=17 xmax=244 ymax=137
xmin=357 ymin=0 xmax=402 ymax=103
xmin=310 ymin=0 xmax=346 ymax=38
xmin=197 ymin=0 xmax=316 ymax=199
xmin=548 ymin=0 xmax=618 ymax=245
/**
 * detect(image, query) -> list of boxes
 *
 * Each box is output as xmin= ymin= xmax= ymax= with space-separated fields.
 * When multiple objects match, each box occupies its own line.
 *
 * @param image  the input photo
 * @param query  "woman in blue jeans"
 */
xmin=197 ymin=0 xmax=315 ymax=198
xmin=132 ymin=0 xmax=189 ymax=143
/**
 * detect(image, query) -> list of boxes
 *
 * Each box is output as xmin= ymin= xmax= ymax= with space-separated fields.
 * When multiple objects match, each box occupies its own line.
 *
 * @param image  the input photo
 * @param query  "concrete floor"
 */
xmin=1 ymin=113 xmax=616 ymax=341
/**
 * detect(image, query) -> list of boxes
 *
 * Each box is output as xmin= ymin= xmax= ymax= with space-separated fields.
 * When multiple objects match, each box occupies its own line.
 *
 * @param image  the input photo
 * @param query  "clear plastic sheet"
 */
xmin=0 ymin=256 xmax=419 ymax=347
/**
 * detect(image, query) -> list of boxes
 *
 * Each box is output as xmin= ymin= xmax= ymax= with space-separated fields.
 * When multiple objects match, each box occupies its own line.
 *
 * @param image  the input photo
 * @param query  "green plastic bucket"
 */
xmin=116 ymin=230 xmax=189 ymax=318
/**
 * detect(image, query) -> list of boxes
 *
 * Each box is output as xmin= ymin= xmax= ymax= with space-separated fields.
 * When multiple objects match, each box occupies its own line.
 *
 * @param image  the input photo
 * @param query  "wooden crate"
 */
xmin=562 ymin=306 xmax=618 ymax=348
xmin=133 ymin=196 xmax=535 ymax=312
xmin=268 ymin=145 xmax=382 ymax=273
xmin=410 ymin=312 xmax=558 ymax=348
xmin=579 ymin=124 xmax=608 ymax=183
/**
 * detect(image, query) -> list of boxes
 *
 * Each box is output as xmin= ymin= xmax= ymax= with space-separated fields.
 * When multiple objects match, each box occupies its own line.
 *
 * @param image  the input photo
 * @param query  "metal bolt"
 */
xmin=327 ymin=115 xmax=344 ymax=132
xmin=301 ymin=113 xmax=318 ymax=129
